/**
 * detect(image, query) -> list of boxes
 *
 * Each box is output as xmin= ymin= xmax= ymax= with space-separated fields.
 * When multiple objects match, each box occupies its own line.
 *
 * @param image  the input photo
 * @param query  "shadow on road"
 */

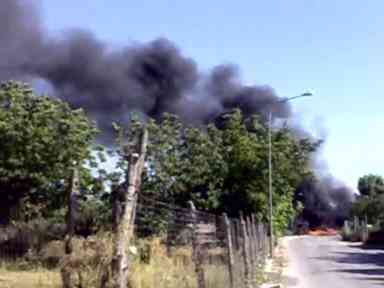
xmin=333 ymin=250 xmax=384 ymax=265
xmin=305 ymin=237 xmax=384 ymax=286
xmin=327 ymin=243 xmax=384 ymax=284
xmin=331 ymin=268 xmax=384 ymax=275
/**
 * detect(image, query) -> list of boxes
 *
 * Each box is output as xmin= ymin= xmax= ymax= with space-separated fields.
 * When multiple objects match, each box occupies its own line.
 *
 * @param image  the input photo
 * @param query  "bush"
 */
xmin=365 ymin=229 xmax=384 ymax=245
xmin=341 ymin=229 xmax=363 ymax=242
xmin=0 ymin=220 xmax=65 ymax=261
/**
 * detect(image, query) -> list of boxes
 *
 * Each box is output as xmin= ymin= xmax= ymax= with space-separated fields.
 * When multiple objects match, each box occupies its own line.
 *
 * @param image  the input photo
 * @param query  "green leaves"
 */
xmin=0 ymin=81 xmax=98 ymax=222
xmin=352 ymin=174 xmax=384 ymax=226
xmin=138 ymin=109 xmax=318 ymax=234
xmin=358 ymin=174 xmax=384 ymax=197
xmin=0 ymin=80 xmax=319 ymax=235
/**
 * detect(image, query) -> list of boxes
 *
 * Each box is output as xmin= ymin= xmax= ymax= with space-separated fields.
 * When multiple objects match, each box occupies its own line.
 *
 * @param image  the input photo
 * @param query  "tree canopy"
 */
xmin=358 ymin=174 xmax=384 ymax=197
xmin=352 ymin=174 xmax=384 ymax=225
xmin=133 ymin=110 xmax=319 ymax=234
xmin=0 ymin=81 xmax=321 ymax=236
xmin=0 ymin=81 xmax=98 ymax=222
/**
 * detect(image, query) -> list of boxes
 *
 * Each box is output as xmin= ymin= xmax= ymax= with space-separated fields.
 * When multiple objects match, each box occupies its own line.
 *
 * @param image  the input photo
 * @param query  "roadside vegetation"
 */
xmin=0 ymin=81 xmax=322 ymax=286
xmin=343 ymin=174 xmax=384 ymax=244
xmin=0 ymin=236 xmax=227 ymax=288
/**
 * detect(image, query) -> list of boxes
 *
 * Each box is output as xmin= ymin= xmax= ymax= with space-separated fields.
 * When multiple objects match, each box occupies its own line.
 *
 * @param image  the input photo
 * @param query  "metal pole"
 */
xmin=266 ymin=92 xmax=312 ymax=259
xmin=268 ymin=110 xmax=274 ymax=258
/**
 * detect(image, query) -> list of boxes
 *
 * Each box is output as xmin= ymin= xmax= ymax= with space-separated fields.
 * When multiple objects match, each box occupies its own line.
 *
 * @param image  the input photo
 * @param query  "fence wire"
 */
xmin=132 ymin=194 xmax=269 ymax=288
xmin=0 ymin=194 xmax=269 ymax=288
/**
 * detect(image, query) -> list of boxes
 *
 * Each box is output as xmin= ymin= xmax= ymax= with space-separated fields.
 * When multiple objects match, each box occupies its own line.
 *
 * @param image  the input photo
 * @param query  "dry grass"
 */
xmin=0 ymin=236 xmax=230 ymax=288
xmin=130 ymin=238 xmax=229 ymax=288
xmin=0 ymin=264 xmax=60 ymax=288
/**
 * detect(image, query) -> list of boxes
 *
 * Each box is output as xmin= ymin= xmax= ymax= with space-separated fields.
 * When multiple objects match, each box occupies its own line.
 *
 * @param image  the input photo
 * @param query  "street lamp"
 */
xmin=268 ymin=92 xmax=313 ymax=258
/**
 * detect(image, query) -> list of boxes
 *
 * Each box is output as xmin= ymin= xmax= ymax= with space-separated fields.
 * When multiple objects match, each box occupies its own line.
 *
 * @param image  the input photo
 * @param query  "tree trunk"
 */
xmin=111 ymin=128 xmax=148 ymax=288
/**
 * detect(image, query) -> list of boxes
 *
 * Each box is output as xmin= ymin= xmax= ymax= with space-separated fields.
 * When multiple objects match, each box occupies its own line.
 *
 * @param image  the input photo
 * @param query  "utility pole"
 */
xmin=267 ymin=92 xmax=313 ymax=258
xmin=268 ymin=110 xmax=274 ymax=258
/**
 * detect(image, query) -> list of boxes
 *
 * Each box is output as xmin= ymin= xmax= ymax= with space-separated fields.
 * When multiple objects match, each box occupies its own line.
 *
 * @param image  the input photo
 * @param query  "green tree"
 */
xmin=141 ymin=114 xmax=227 ymax=211
xmin=136 ymin=109 xmax=319 ymax=235
xmin=0 ymin=81 xmax=98 ymax=223
xmin=351 ymin=174 xmax=384 ymax=226
xmin=358 ymin=174 xmax=384 ymax=197
xmin=218 ymin=111 xmax=318 ymax=233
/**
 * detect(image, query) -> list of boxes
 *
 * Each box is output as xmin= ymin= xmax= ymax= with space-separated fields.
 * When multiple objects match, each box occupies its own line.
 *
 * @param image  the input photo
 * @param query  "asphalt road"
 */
xmin=283 ymin=235 xmax=384 ymax=288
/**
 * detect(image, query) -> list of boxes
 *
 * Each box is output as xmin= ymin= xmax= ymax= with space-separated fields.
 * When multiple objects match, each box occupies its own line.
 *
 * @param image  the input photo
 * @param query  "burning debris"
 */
xmin=306 ymin=227 xmax=338 ymax=236
xmin=295 ymin=176 xmax=355 ymax=228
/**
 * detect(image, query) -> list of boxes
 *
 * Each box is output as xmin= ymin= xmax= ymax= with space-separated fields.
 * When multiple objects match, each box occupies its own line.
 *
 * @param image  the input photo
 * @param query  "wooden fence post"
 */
xmin=264 ymin=224 xmax=270 ymax=259
xmin=259 ymin=223 xmax=266 ymax=261
xmin=190 ymin=201 xmax=206 ymax=288
xmin=255 ymin=222 xmax=261 ymax=256
xmin=251 ymin=214 xmax=259 ymax=278
xmin=65 ymin=166 xmax=80 ymax=255
xmin=233 ymin=219 xmax=241 ymax=251
xmin=353 ymin=216 xmax=359 ymax=233
xmin=230 ymin=218 xmax=237 ymax=252
xmin=240 ymin=212 xmax=252 ymax=288
xmin=246 ymin=216 xmax=255 ymax=282
xmin=223 ymin=213 xmax=235 ymax=288
xmin=364 ymin=214 xmax=369 ymax=242
xmin=233 ymin=218 xmax=241 ymax=283
xmin=111 ymin=128 xmax=148 ymax=288
xmin=61 ymin=166 xmax=80 ymax=288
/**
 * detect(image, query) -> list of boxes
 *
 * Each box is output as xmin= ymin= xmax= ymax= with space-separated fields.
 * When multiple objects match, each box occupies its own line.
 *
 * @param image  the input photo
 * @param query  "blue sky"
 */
xmin=40 ymin=0 xmax=384 ymax=189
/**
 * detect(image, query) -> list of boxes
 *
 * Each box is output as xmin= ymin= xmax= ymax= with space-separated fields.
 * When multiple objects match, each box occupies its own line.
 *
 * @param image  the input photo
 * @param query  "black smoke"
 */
xmin=0 ymin=0 xmax=289 ymax=135
xmin=0 ymin=0 xmax=354 ymax=223
xmin=295 ymin=176 xmax=355 ymax=228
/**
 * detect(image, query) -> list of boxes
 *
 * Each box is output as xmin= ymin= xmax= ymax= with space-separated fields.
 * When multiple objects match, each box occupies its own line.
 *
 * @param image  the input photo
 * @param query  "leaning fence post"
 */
xmin=223 ymin=213 xmax=235 ymax=288
xmin=240 ymin=212 xmax=252 ymax=288
xmin=190 ymin=201 xmax=206 ymax=288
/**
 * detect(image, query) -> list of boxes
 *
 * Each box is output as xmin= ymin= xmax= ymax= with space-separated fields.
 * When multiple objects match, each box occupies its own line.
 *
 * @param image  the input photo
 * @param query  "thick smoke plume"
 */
xmin=0 ymin=0 xmax=289 ymax=134
xmin=0 ymin=0 xmax=353 ymax=223
xmin=295 ymin=176 xmax=355 ymax=227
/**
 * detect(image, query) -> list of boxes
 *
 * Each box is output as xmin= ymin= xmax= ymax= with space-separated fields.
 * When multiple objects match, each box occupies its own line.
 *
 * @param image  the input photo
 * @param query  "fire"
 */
xmin=306 ymin=227 xmax=338 ymax=236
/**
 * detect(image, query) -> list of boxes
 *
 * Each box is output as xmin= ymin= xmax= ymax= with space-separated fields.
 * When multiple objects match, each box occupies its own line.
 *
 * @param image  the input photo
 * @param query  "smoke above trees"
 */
xmin=0 ymin=0 xmax=354 ymax=223
xmin=0 ymin=0 xmax=289 ymax=135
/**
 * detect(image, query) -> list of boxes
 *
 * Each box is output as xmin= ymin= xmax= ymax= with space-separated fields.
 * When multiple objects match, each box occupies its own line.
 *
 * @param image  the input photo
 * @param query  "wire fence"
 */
xmin=133 ymin=194 xmax=270 ymax=288
xmin=342 ymin=216 xmax=369 ymax=243
xmin=0 ymin=194 xmax=270 ymax=288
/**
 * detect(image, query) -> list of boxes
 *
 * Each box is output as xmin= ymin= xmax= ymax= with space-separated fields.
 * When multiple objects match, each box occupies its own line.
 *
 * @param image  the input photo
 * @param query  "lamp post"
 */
xmin=268 ymin=92 xmax=313 ymax=258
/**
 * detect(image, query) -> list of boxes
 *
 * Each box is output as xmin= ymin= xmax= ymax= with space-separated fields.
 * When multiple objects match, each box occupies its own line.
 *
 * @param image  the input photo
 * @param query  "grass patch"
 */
xmin=0 ymin=236 xmax=231 ymax=288
xmin=0 ymin=264 xmax=60 ymax=288
xmin=130 ymin=238 xmax=230 ymax=288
